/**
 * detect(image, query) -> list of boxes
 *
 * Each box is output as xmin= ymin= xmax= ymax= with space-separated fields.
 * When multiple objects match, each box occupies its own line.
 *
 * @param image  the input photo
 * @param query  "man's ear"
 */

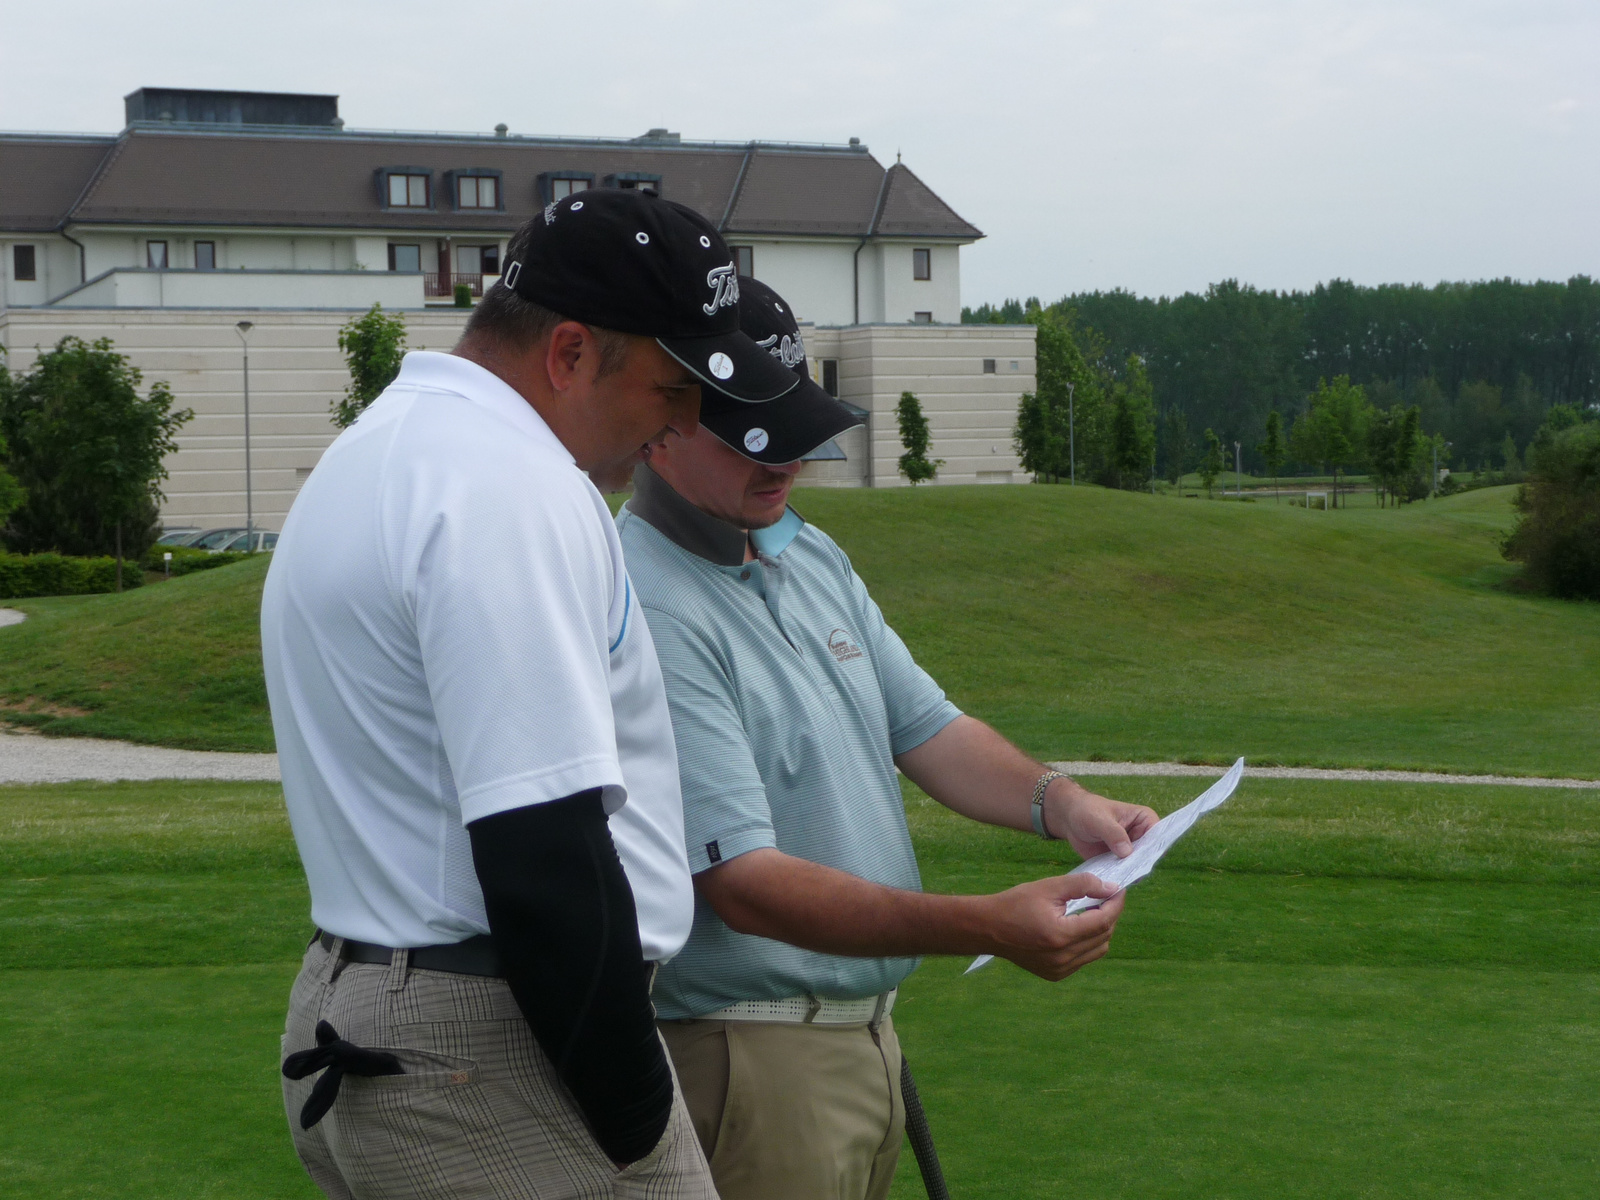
xmin=545 ymin=322 xmax=594 ymax=395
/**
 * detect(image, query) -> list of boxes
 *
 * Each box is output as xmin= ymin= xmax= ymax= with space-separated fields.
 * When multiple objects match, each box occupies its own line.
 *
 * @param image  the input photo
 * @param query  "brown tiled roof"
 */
xmin=722 ymin=148 xmax=888 ymax=236
xmin=0 ymin=136 xmax=116 ymax=232
xmin=873 ymin=163 xmax=982 ymax=239
xmin=4 ymin=126 xmax=982 ymax=242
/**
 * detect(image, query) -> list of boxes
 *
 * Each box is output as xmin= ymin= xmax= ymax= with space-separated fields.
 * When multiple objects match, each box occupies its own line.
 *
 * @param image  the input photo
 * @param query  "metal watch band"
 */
xmin=1032 ymin=771 xmax=1068 ymax=839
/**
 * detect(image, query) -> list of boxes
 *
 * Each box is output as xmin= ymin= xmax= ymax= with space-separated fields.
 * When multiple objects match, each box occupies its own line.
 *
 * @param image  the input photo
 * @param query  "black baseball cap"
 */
xmin=499 ymin=190 xmax=799 ymax=403
xmin=698 ymin=277 xmax=864 ymax=464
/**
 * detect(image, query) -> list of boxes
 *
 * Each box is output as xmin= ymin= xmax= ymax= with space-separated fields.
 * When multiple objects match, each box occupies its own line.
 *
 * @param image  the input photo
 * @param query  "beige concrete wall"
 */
xmin=798 ymin=322 xmax=1035 ymax=488
xmin=1 ymin=309 xmax=1035 ymax=522
xmin=0 ymin=306 xmax=471 ymax=531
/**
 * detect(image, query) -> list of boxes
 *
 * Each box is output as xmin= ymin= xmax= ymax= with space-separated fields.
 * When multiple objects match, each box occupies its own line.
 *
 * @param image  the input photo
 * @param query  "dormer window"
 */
xmin=379 ymin=169 xmax=432 ymax=209
xmin=539 ymin=172 xmax=595 ymax=203
xmin=450 ymin=170 xmax=503 ymax=210
xmin=603 ymin=171 xmax=663 ymax=194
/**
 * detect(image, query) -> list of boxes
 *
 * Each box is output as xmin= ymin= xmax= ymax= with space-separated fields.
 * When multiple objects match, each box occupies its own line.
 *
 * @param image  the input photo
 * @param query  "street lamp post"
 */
xmin=1235 ymin=441 xmax=1242 ymax=498
xmin=236 ymin=321 xmax=255 ymax=551
xmin=1067 ymin=381 xmax=1076 ymax=486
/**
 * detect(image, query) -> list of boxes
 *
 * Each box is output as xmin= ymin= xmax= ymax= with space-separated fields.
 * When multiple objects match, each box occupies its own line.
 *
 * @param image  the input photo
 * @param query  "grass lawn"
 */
xmin=4 ymin=774 xmax=1597 ymax=1199
xmin=3 ymin=485 xmax=1597 ymax=777
xmin=0 ymin=555 xmax=273 ymax=751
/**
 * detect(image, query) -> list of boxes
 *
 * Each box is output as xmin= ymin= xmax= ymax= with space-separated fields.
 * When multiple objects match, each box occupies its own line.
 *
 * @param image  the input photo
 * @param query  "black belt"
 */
xmin=315 ymin=929 xmax=502 ymax=977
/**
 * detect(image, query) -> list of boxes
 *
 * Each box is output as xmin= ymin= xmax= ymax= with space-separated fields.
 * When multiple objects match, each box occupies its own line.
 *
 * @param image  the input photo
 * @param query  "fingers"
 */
xmin=1059 ymin=871 xmax=1117 ymax=899
xmin=1122 ymin=804 xmax=1161 ymax=841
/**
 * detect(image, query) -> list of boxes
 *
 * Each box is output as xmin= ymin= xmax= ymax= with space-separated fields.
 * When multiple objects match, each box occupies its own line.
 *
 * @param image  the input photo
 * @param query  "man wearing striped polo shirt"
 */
xmin=617 ymin=278 xmax=1159 ymax=1200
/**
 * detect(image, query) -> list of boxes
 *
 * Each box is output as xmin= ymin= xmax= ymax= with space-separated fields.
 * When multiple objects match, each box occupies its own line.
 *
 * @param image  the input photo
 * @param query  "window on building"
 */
xmin=455 ymin=245 xmax=484 ymax=275
xmin=821 ymin=359 xmax=840 ymax=398
xmin=388 ymin=173 xmax=430 ymax=208
xmin=482 ymin=244 xmax=501 ymax=275
xmin=913 ymin=248 xmax=931 ymax=280
xmin=733 ymin=246 xmax=754 ymax=277
xmin=194 ymin=241 xmax=216 ymax=270
xmin=457 ymin=175 xmax=498 ymax=209
xmin=913 ymin=311 xmax=933 ymax=324
xmin=603 ymin=172 xmax=663 ymax=194
xmin=547 ymin=176 xmax=593 ymax=201
xmin=12 ymin=244 xmax=36 ymax=281
xmin=388 ymin=243 xmax=422 ymax=273
xmin=982 ymin=358 xmax=996 ymax=374
xmin=147 ymin=241 xmax=168 ymax=269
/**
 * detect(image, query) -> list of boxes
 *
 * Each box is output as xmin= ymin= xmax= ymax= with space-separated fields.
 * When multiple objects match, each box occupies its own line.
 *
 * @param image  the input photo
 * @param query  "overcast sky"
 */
xmin=5 ymin=0 xmax=1595 ymax=306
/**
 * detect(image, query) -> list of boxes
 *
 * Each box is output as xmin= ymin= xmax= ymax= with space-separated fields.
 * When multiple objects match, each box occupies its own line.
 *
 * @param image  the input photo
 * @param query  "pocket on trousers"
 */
xmin=614 ymin=1104 xmax=683 ymax=1180
xmin=339 ymin=1046 xmax=480 ymax=1091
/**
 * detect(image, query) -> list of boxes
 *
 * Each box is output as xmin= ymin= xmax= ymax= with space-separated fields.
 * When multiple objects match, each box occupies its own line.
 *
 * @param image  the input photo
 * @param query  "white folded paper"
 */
xmin=965 ymin=757 xmax=1245 ymax=974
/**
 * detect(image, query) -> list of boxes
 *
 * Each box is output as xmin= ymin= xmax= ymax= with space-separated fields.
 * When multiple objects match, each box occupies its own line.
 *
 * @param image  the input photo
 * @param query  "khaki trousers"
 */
xmin=660 ymin=1015 xmax=905 ymax=1200
xmin=282 ymin=937 xmax=717 ymax=1200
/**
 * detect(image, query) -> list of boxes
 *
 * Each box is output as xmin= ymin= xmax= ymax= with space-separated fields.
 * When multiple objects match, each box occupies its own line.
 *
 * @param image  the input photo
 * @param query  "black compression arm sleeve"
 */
xmin=467 ymin=791 xmax=672 ymax=1164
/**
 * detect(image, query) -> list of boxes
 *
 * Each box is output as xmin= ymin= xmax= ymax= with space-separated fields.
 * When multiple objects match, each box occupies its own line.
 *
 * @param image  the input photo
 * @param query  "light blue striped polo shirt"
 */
xmin=617 ymin=464 xmax=962 ymax=1019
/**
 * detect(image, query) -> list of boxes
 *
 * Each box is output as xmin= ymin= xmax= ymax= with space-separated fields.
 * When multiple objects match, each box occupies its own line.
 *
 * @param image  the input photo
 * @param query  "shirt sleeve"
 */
xmin=409 ymin=476 xmax=626 ymax=826
xmin=644 ymin=609 xmax=776 ymax=874
xmin=843 ymin=550 xmax=962 ymax=756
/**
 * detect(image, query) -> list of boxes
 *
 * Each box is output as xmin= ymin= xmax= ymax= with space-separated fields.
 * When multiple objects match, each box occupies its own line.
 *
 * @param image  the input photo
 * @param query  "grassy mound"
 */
xmin=2 ymin=485 xmax=1596 ymax=775
xmin=801 ymin=484 xmax=1600 ymax=778
xmin=0 ymin=555 xmax=271 ymax=751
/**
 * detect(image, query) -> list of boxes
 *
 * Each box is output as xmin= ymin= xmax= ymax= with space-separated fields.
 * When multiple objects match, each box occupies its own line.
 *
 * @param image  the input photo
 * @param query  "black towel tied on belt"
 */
xmin=281 ymin=1020 xmax=404 ymax=1129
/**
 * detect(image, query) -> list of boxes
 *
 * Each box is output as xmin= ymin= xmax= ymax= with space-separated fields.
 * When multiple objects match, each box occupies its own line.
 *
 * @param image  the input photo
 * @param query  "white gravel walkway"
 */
xmin=0 ymin=729 xmax=279 ymax=784
xmin=0 ymin=728 xmax=1592 ymax=788
xmin=1050 ymin=760 xmax=1600 ymax=790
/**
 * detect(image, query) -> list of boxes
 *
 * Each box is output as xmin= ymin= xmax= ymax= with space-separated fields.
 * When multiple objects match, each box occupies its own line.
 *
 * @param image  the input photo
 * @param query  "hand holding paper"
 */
xmin=966 ymin=758 xmax=1245 ymax=974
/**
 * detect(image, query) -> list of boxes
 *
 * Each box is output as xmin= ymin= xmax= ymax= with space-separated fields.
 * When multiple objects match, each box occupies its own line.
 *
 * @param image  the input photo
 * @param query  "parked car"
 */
xmin=154 ymin=527 xmax=203 ymax=546
xmin=214 ymin=530 xmax=279 ymax=553
xmin=184 ymin=527 xmax=248 ymax=550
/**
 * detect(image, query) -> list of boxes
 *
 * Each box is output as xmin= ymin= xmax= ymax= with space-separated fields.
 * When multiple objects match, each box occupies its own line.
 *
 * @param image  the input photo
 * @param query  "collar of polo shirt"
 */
xmin=628 ymin=463 xmax=804 ymax=566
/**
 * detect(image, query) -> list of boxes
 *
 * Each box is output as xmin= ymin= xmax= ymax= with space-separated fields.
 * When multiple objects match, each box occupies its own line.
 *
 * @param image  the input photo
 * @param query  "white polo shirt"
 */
xmin=260 ymin=350 xmax=694 ymax=961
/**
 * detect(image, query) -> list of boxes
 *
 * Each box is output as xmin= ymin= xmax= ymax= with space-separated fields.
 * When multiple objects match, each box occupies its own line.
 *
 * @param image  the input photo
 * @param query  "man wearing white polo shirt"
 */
xmin=263 ymin=190 xmax=798 ymax=1199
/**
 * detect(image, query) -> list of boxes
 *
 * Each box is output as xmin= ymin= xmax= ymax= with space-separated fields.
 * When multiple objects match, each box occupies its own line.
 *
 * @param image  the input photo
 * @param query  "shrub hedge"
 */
xmin=140 ymin=545 xmax=251 ymax=577
xmin=1503 ymin=422 xmax=1600 ymax=601
xmin=0 ymin=552 xmax=143 ymax=598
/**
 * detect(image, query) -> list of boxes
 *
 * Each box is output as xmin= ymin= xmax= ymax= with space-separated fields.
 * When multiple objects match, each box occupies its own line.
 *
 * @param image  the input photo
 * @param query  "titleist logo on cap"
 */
xmin=756 ymin=332 xmax=805 ymax=369
xmin=703 ymin=264 xmax=740 ymax=316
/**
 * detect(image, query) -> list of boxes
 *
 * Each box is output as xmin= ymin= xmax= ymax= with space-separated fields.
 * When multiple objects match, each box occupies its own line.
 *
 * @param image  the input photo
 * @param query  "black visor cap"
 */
xmin=697 ymin=276 xmax=863 ymax=463
xmin=699 ymin=376 xmax=863 ymax=465
xmin=500 ymin=190 xmax=799 ymax=403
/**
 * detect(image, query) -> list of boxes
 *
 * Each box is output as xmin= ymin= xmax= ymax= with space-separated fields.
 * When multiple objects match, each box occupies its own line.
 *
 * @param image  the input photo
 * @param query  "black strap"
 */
xmin=281 ymin=1020 xmax=404 ymax=1130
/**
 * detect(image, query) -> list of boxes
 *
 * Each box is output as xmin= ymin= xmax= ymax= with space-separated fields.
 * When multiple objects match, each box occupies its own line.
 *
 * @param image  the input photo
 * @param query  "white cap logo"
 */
xmin=708 ymin=352 xmax=735 ymax=380
xmin=744 ymin=428 xmax=770 ymax=453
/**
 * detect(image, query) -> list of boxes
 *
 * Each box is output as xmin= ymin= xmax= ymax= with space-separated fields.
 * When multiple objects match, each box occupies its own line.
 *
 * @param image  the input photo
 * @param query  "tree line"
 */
xmin=967 ymin=276 xmax=1600 ymax=479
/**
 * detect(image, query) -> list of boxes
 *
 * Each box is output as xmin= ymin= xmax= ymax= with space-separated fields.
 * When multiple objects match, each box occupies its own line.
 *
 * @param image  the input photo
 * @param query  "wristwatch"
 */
xmin=1031 ymin=771 xmax=1068 ymax=840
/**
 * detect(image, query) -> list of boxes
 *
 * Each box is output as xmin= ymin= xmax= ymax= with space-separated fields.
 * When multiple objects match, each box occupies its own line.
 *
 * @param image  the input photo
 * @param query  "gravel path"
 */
xmin=0 ymin=728 xmax=1592 ymax=788
xmin=0 ymin=608 xmax=25 ymax=628
xmin=1050 ymin=760 xmax=1600 ymax=790
xmin=0 ymin=729 xmax=279 ymax=784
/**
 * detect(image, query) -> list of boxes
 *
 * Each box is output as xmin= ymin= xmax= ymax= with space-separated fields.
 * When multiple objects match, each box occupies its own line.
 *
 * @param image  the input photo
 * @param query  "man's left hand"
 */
xmin=1043 ymin=780 xmax=1160 ymax=860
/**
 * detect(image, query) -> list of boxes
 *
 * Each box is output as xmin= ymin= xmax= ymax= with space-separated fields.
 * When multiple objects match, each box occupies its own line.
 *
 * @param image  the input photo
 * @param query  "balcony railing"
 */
xmin=424 ymin=272 xmax=485 ymax=299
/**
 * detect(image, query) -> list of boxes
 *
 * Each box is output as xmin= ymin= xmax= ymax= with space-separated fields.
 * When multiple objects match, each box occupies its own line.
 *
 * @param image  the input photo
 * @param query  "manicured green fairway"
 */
xmin=4 ymin=775 xmax=1596 ymax=1199
xmin=3 ymin=485 xmax=1597 ymax=776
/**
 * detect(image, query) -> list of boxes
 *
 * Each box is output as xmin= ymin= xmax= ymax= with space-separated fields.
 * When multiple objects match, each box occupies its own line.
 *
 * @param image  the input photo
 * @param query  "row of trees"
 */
xmin=0 ymin=339 xmax=191 ymax=579
xmin=970 ymin=276 xmax=1600 ymax=478
xmin=1008 ymin=302 xmax=1445 ymax=503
